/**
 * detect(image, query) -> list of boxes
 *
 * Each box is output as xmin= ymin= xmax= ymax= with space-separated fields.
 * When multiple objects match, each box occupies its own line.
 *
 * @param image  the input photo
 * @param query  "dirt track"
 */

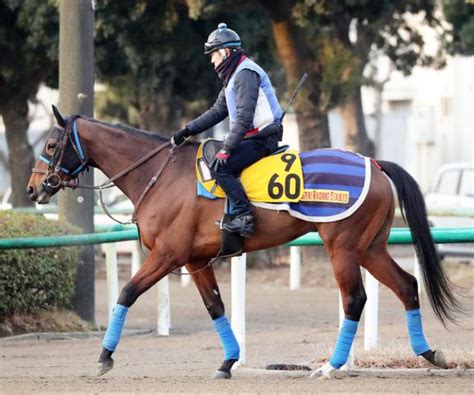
xmin=1 ymin=259 xmax=473 ymax=393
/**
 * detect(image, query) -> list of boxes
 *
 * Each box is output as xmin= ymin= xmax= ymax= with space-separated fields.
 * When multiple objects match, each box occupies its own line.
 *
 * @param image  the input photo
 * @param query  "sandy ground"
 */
xmin=1 ymin=252 xmax=473 ymax=393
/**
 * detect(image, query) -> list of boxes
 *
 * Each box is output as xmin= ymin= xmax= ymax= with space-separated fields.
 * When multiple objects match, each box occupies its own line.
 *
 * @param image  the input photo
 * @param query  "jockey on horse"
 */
xmin=172 ymin=23 xmax=283 ymax=238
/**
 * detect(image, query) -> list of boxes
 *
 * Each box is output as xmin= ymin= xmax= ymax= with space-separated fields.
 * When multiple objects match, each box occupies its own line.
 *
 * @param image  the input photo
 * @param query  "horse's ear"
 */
xmin=52 ymin=105 xmax=66 ymax=127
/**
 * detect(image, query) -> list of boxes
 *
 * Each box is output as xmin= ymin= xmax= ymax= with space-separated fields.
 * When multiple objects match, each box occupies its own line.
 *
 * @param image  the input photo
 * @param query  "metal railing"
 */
xmin=1 ymin=227 xmax=473 ymax=250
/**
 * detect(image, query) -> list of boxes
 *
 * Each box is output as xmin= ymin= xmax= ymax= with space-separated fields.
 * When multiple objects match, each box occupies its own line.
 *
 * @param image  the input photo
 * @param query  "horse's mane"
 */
xmin=84 ymin=117 xmax=169 ymax=141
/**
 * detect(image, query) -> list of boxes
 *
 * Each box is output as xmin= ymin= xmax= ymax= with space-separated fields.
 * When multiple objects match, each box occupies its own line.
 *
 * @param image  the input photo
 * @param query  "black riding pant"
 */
xmin=211 ymin=134 xmax=279 ymax=217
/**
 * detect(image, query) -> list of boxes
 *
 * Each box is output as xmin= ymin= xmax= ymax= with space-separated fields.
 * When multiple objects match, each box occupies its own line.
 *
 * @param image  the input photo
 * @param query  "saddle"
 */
xmin=202 ymin=140 xmax=223 ymax=167
xmin=202 ymin=139 xmax=290 ymax=167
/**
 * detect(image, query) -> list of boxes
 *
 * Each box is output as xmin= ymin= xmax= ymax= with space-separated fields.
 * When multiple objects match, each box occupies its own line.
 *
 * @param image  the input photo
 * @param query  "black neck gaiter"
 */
xmin=215 ymin=50 xmax=245 ymax=85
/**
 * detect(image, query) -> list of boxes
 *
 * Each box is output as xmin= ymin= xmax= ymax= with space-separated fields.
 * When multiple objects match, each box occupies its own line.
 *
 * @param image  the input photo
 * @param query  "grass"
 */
xmin=0 ymin=309 xmax=102 ymax=337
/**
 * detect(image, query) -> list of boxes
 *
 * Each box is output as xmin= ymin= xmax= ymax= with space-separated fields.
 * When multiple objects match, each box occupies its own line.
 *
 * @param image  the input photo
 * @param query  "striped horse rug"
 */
xmin=253 ymin=149 xmax=371 ymax=222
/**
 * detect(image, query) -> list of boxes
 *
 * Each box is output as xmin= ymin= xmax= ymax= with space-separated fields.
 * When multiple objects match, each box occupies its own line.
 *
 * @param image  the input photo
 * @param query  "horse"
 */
xmin=27 ymin=107 xmax=462 ymax=379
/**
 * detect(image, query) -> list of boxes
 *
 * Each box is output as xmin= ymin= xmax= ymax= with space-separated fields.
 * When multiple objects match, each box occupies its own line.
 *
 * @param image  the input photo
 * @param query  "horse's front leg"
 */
xmin=97 ymin=246 xmax=181 ymax=376
xmin=311 ymin=249 xmax=367 ymax=379
xmin=187 ymin=261 xmax=240 ymax=379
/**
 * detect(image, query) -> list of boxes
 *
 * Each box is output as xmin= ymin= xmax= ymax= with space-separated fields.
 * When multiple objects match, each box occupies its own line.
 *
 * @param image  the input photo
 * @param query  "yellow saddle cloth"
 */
xmin=196 ymin=141 xmax=303 ymax=203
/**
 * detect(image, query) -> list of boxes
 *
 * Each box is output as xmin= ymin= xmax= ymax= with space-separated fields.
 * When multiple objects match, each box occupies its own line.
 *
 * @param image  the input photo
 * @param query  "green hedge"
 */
xmin=0 ymin=212 xmax=80 ymax=319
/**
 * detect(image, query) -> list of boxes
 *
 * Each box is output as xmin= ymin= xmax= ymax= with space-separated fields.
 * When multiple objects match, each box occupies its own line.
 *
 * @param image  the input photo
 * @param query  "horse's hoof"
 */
xmin=309 ymin=362 xmax=336 ymax=379
xmin=96 ymin=359 xmax=114 ymax=377
xmin=433 ymin=350 xmax=448 ymax=369
xmin=309 ymin=370 xmax=333 ymax=380
xmin=212 ymin=369 xmax=232 ymax=379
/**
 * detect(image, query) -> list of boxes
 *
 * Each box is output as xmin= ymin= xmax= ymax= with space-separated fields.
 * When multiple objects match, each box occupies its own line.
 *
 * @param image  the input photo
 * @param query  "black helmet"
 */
xmin=204 ymin=23 xmax=241 ymax=54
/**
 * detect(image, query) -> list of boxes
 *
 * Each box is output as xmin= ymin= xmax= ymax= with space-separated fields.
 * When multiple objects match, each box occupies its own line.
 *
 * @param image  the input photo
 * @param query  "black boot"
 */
xmin=222 ymin=214 xmax=256 ymax=238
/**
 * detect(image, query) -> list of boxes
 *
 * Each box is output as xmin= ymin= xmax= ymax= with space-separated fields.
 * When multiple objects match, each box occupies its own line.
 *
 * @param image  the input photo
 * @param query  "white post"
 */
xmin=157 ymin=276 xmax=170 ymax=336
xmin=364 ymin=270 xmax=379 ymax=351
xmin=289 ymin=246 xmax=301 ymax=290
xmin=104 ymin=243 xmax=119 ymax=322
xmin=131 ymin=241 xmax=141 ymax=277
xmin=231 ymin=254 xmax=246 ymax=365
xmin=413 ymin=253 xmax=423 ymax=297
xmin=338 ymin=291 xmax=354 ymax=369
xmin=181 ymin=266 xmax=192 ymax=287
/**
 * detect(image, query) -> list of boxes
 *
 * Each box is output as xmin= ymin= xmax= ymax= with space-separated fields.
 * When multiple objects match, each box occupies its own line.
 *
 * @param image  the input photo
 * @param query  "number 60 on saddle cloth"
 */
xmin=196 ymin=140 xmax=304 ymax=203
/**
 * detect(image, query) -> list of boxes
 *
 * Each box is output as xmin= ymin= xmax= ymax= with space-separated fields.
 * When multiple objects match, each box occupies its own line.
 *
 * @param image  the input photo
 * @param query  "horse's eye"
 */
xmin=45 ymin=141 xmax=57 ymax=155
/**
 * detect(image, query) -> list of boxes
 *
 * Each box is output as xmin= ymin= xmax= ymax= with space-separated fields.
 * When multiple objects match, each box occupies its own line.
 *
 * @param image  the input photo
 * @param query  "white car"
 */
xmin=425 ymin=162 xmax=474 ymax=258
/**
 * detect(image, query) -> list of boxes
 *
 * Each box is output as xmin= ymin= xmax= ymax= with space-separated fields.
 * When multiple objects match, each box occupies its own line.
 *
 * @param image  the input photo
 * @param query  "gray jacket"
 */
xmin=187 ymin=70 xmax=280 ymax=151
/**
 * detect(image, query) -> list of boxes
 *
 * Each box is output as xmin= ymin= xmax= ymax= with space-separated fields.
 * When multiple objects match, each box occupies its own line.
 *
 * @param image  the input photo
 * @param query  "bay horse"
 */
xmin=27 ymin=108 xmax=461 ymax=379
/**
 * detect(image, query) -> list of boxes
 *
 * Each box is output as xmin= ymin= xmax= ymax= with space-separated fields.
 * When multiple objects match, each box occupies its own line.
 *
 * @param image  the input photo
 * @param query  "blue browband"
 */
xmin=39 ymin=119 xmax=86 ymax=176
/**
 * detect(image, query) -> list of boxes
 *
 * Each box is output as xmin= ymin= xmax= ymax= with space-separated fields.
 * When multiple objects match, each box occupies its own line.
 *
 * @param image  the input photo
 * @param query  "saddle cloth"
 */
xmin=196 ymin=139 xmax=303 ymax=203
xmin=196 ymin=142 xmax=371 ymax=223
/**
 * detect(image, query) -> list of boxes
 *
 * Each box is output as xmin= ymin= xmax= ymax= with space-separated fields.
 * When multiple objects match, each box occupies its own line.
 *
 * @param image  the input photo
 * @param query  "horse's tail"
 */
xmin=377 ymin=160 xmax=462 ymax=325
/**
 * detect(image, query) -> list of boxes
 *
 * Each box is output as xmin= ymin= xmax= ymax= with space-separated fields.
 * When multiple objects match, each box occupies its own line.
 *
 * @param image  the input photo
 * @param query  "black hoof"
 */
xmin=422 ymin=349 xmax=448 ymax=369
xmin=212 ymin=369 xmax=232 ymax=379
xmin=97 ymin=358 xmax=114 ymax=376
xmin=212 ymin=359 xmax=238 ymax=380
xmin=97 ymin=348 xmax=114 ymax=376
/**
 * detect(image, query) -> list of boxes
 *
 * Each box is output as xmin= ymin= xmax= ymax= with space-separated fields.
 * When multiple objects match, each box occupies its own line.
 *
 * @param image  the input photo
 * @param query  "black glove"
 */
xmin=171 ymin=126 xmax=191 ymax=146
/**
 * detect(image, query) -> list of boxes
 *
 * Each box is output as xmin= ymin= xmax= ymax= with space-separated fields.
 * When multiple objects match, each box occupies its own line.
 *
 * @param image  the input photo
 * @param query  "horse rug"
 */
xmin=196 ymin=141 xmax=371 ymax=223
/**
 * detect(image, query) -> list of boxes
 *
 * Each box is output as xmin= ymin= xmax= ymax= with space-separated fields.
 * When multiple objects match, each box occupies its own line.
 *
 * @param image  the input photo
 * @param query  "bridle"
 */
xmin=32 ymin=116 xmax=88 ymax=193
xmin=33 ymin=116 xmax=176 ymax=224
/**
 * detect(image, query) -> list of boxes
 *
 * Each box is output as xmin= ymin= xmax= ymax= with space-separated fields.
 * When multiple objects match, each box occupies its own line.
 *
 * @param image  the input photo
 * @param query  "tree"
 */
xmin=0 ymin=0 xmax=58 ymax=206
xmin=294 ymin=0 xmax=448 ymax=156
xmin=257 ymin=0 xmax=332 ymax=151
xmin=442 ymin=0 xmax=474 ymax=55
xmin=95 ymin=1 xmax=278 ymax=133
xmin=95 ymin=1 xmax=209 ymax=132
xmin=185 ymin=0 xmax=333 ymax=150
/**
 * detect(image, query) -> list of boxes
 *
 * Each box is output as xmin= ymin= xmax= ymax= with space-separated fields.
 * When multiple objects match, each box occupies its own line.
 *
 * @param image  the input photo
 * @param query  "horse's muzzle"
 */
xmin=26 ymin=184 xmax=51 ymax=204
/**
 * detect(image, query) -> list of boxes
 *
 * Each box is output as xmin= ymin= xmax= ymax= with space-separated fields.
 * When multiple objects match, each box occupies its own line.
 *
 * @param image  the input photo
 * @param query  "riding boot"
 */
xmin=221 ymin=214 xmax=256 ymax=238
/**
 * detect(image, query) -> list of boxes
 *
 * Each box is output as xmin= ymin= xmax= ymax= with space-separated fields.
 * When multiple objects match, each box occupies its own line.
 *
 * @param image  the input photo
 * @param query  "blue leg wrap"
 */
xmin=213 ymin=316 xmax=240 ymax=360
xmin=406 ymin=309 xmax=430 ymax=355
xmin=329 ymin=319 xmax=359 ymax=369
xmin=102 ymin=304 xmax=129 ymax=352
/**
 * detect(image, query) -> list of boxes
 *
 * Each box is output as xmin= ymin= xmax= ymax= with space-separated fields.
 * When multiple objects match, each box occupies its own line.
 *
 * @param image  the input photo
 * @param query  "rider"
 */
xmin=172 ymin=23 xmax=283 ymax=237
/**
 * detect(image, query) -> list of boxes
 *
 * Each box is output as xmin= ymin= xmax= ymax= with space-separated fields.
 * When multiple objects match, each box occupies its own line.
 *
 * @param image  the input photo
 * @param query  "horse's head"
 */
xmin=27 ymin=105 xmax=88 ymax=204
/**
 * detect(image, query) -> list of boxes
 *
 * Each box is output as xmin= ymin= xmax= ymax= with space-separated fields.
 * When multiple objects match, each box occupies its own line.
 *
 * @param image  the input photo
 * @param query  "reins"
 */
xmin=86 ymin=140 xmax=175 ymax=225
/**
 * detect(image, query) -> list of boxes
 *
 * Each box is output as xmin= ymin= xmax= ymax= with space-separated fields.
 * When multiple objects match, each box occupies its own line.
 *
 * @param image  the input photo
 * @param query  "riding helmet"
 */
xmin=204 ymin=23 xmax=241 ymax=54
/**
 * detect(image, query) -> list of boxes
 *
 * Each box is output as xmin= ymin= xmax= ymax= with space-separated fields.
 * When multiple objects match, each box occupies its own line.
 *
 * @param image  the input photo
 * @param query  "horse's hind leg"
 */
xmin=362 ymin=222 xmax=448 ymax=368
xmin=97 ymin=246 xmax=181 ymax=376
xmin=186 ymin=261 xmax=239 ymax=379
